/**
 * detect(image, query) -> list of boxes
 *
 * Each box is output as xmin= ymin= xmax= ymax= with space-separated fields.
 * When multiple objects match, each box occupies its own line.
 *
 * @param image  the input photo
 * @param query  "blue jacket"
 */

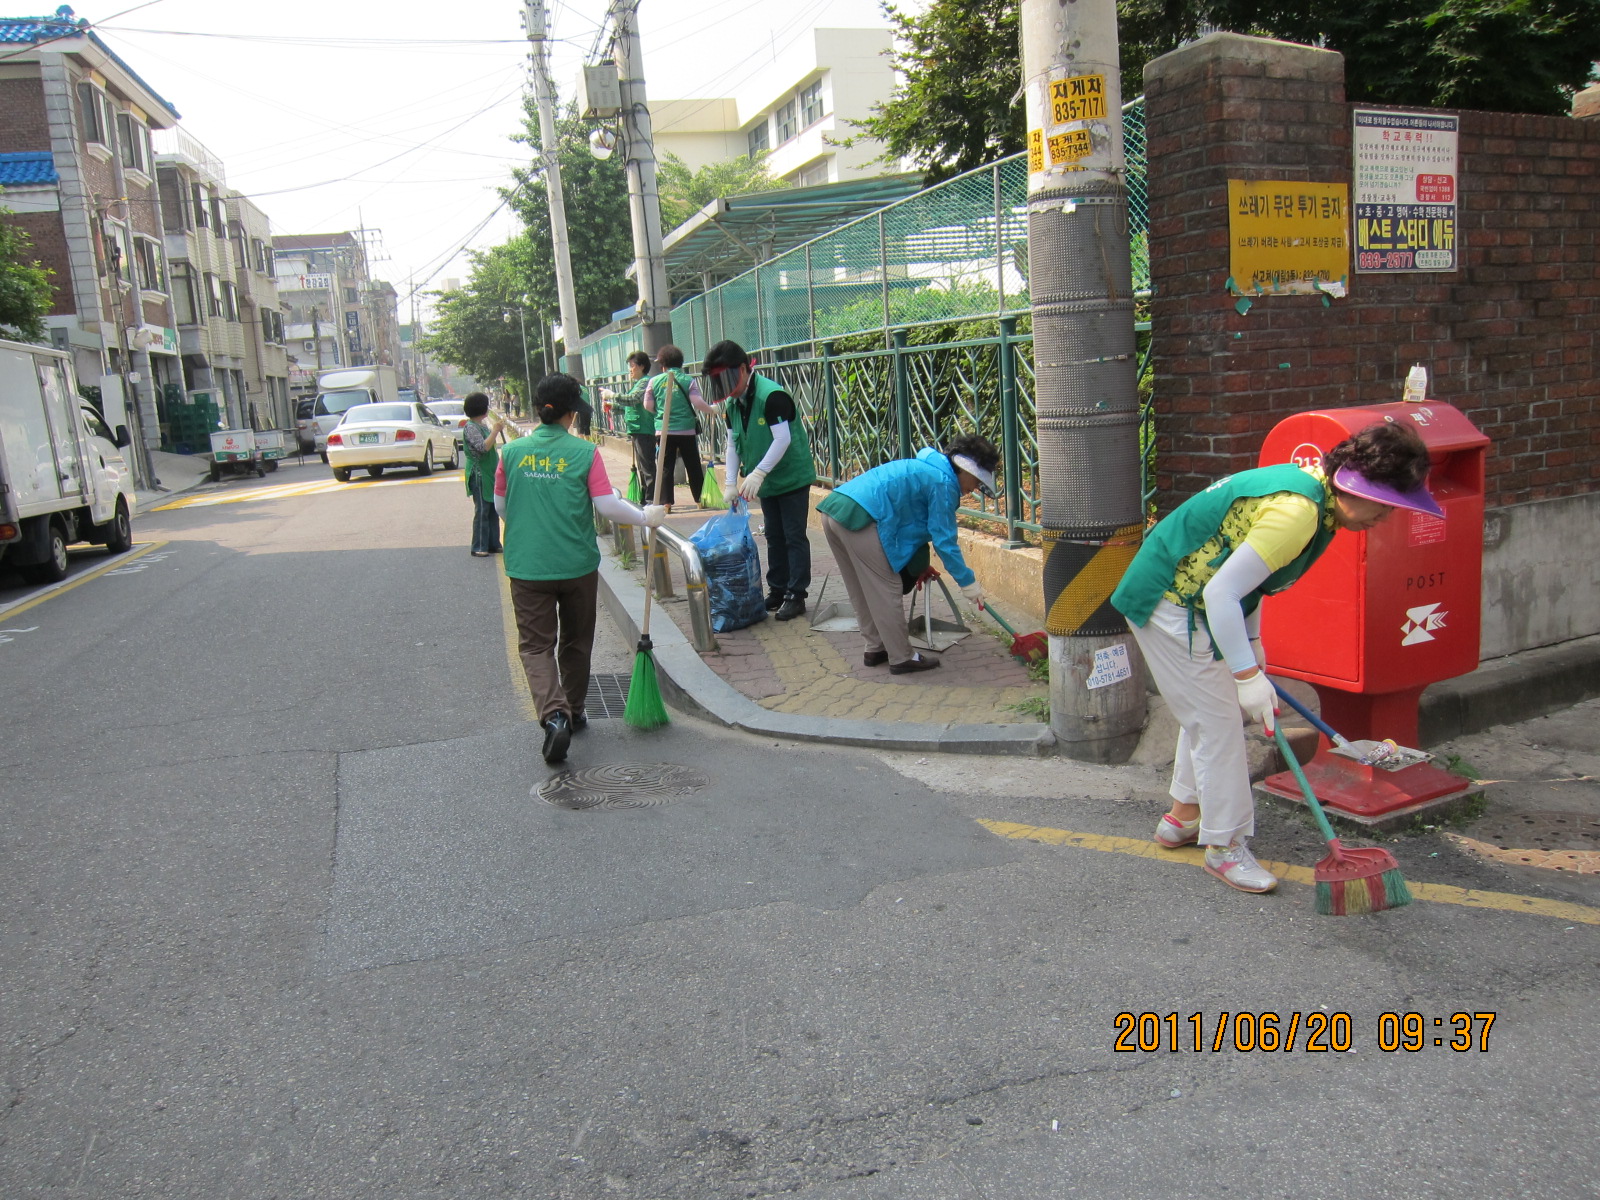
xmin=835 ymin=447 xmax=975 ymax=587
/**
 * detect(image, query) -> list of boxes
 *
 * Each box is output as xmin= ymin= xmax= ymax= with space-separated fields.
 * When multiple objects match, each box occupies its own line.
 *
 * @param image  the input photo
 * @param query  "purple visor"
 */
xmin=1333 ymin=464 xmax=1443 ymax=519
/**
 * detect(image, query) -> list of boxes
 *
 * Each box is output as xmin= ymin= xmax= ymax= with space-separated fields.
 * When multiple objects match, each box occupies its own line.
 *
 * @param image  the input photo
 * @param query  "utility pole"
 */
xmin=1020 ymin=0 xmax=1146 ymax=762
xmin=523 ymin=0 xmax=585 ymax=383
xmin=311 ymin=306 xmax=324 ymax=373
xmin=612 ymin=0 xmax=672 ymax=357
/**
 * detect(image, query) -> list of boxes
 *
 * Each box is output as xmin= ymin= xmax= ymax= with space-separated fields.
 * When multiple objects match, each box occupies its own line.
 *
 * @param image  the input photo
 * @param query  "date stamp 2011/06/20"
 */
xmin=1113 ymin=1011 xmax=1496 ymax=1053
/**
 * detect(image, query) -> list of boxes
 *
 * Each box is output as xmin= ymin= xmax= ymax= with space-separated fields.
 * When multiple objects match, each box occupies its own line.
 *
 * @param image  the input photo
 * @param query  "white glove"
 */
xmin=1234 ymin=669 xmax=1278 ymax=733
xmin=642 ymin=504 xmax=667 ymax=528
xmin=960 ymin=580 xmax=985 ymax=606
xmin=737 ymin=468 xmax=767 ymax=501
xmin=1251 ymin=636 xmax=1267 ymax=672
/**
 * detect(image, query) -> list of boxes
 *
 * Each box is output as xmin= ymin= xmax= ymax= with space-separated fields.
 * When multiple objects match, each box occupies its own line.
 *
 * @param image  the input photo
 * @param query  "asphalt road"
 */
xmin=2 ymin=458 xmax=1596 ymax=1199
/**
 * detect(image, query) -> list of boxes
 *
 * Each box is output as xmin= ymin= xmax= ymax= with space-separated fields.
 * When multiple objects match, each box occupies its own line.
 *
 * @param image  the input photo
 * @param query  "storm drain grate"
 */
xmin=537 ymin=763 xmax=708 ymax=810
xmin=584 ymin=673 xmax=630 ymax=719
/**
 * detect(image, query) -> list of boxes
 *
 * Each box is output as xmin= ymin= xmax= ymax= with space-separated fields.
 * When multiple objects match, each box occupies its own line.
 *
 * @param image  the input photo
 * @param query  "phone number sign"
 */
xmin=1353 ymin=110 xmax=1460 ymax=273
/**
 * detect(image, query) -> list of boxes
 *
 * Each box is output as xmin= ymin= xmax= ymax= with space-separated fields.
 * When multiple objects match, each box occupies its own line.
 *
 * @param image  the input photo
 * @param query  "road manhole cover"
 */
xmin=536 ymin=763 xmax=708 ymax=810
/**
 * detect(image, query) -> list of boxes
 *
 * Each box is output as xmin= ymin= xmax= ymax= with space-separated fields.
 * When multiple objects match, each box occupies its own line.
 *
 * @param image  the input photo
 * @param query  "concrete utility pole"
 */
xmin=611 ymin=0 xmax=672 ymax=357
xmin=1020 ymin=0 xmax=1147 ymax=762
xmin=523 ymin=0 xmax=585 ymax=383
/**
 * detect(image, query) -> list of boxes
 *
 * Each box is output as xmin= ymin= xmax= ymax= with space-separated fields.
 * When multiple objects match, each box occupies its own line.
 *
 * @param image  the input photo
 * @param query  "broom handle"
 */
xmin=1271 ymin=682 xmax=1353 ymax=750
xmin=984 ymin=602 xmax=1019 ymax=638
xmin=1271 ymin=725 xmax=1342 ymax=849
xmin=639 ymin=375 xmax=675 ymax=640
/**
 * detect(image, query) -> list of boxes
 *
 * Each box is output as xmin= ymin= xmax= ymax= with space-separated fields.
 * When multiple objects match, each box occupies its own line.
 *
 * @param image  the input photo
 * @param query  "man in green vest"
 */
xmin=495 ymin=373 xmax=665 ymax=764
xmin=701 ymin=339 xmax=818 ymax=622
xmin=461 ymin=392 xmax=506 ymax=557
xmin=1109 ymin=423 xmax=1437 ymax=895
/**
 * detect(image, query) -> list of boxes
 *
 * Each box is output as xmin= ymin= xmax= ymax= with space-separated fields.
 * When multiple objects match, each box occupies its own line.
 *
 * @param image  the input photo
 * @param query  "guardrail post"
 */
xmin=823 ymin=341 xmax=839 ymax=484
xmin=892 ymin=328 xmax=911 ymax=460
xmin=998 ymin=316 xmax=1024 ymax=547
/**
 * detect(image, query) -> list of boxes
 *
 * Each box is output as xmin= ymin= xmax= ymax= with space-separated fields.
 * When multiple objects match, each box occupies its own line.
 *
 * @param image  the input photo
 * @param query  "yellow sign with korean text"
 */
xmin=1227 ymin=180 xmax=1350 ymax=294
xmin=1028 ymin=129 xmax=1044 ymax=173
xmin=1049 ymin=74 xmax=1107 ymax=124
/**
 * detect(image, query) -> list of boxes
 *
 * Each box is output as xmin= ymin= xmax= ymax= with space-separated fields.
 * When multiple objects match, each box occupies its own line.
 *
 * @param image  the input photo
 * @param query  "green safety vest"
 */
xmin=1110 ymin=464 xmax=1337 ymax=642
xmin=619 ymin=376 xmax=655 ymax=436
xmin=463 ymin=419 xmax=497 ymax=493
xmin=726 ymin=373 xmax=816 ymax=498
xmin=499 ymin=425 xmax=600 ymax=582
xmin=648 ymin=369 xmax=698 ymax=435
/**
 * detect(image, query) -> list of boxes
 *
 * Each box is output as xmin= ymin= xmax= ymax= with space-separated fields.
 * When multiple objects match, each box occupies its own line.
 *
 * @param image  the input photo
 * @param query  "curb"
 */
xmin=1420 ymin=631 xmax=1600 ymax=745
xmin=595 ymin=555 xmax=1056 ymax=757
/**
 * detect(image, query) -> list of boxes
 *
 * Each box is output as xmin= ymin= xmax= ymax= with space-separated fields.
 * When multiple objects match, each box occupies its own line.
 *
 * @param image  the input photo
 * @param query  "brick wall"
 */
xmin=1145 ymin=33 xmax=1600 ymax=511
xmin=1 ymin=210 xmax=75 ymax=316
xmin=0 ymin=76 xmax=52 ymax=151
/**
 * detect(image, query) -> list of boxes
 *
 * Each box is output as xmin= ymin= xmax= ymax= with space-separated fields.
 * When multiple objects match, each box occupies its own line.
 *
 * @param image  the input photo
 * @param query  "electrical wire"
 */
xmin=0 ymin=0 xmax=167 ymax=62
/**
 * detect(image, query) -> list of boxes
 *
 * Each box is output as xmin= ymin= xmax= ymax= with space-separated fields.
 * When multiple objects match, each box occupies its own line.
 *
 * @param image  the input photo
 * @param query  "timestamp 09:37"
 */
xmin=1113 ymin=1011 xmax=1496 ymax=1053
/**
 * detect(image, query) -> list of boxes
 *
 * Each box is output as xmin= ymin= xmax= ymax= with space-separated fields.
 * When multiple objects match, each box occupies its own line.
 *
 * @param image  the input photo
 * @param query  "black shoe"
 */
xmin=570 ymin=710 xmax=588 ymax=733
xmin=764 ymin=590 xmax=786 ymax=612
xmin=541 ymin=711 xmax=572 ymax=763
xmin=774 ymin=594 xmax=807 ymax=621
xmin=863 ymin=650 xmax=889 ymax=667
xmin=890 ymin=653 xmax=941 ymax=675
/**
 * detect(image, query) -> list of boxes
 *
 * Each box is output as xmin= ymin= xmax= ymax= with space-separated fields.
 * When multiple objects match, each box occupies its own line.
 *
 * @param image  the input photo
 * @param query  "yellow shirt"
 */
xmin=1163 ymin=481 xmax=1335 ymax=608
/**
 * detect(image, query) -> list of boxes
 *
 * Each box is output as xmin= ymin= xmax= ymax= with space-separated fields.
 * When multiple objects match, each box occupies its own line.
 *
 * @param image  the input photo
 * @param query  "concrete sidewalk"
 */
xmin=591 ymin=438 xmax=1600 ymax=762
xmin=132 ymin=449 xmax=217 ymax=515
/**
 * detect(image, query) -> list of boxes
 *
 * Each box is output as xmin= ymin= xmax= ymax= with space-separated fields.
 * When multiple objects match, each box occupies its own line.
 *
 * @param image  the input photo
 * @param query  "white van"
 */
xmin=0 ymin=339 xmax=135 ymax=583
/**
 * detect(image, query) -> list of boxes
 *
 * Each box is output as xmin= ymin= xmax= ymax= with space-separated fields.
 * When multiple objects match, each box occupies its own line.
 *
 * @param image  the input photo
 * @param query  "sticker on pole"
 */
xmin=1049 ymin=74 xmax=1107 ymax=124
xmin=1086 ymin=643 xmax=1133 ymax=690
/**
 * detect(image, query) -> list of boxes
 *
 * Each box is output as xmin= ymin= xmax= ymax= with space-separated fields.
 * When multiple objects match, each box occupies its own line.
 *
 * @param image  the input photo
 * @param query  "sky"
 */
xmin=33 ymin=0 xmax=895 ymax=322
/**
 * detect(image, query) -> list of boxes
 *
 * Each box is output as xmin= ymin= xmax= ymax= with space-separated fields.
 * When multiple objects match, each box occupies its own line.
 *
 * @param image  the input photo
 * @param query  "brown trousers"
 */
xmin=821 ymin=514 xmax=914 ymax=664
xmin=510 ymin=572 xmax=598 ymax=722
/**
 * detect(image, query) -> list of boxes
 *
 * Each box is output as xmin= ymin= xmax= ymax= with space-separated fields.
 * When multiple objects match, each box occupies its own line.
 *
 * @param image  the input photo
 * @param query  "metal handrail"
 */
xmin=596 ymin=513 xmax=718 ymax=653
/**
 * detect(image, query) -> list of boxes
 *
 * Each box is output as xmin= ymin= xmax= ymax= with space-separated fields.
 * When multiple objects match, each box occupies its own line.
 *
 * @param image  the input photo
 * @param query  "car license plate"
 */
xmin=358 ymin=432 xmax=380 ymax=445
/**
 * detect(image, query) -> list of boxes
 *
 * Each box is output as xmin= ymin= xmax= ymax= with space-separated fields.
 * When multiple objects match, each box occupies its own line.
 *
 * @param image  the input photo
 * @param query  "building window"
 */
xmin=76 ymin=82 xmax=109 ymax=146
xmin=775 ymin=99 xmax=797 ymax=143
xmin=134 ymin=237 xmax=165 ymax=292
xmin=205 ymin=272 xmax=222 ymax=318
xmin=344 ymin=287 xmax=359 ymax=304
xmin=222 ymin=281 xmax=239 ymax=322
xmin=116 ymin=112 xmax=151 ymax=174
xmin=158 ymin=168 xmax=190 ymax=231
xmin=796 ymin=162 xmax=829 ymax=188
xmin=210 ymin=195 xmax=226 ymax=239
xmin=261 ymin=309 xmax=285 ymax=344
xmin=173 ymin=265 xmax=200 ymax=325
xmin=192 ymin=183 xmax=210 ymax=230
xmin=253 ymin=239 xmax=269 ymax=274
xmin=747 ymin=120 xmax=769 ymax=158
xmin=800 ymin=81 xmax=824 ymax=127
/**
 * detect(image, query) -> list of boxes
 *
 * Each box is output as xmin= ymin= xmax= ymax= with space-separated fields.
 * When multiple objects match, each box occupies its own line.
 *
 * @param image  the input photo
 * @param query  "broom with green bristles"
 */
xmin=1272 ymin=725 xmax=1411 ymax=915
xmin=623 ymin=375 xmax=673 ymax=730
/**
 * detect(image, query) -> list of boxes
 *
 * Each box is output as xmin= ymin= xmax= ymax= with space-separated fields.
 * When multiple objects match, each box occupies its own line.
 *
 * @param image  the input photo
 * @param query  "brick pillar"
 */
xmin=1142 ymin=33 xmax=1349 ymax=509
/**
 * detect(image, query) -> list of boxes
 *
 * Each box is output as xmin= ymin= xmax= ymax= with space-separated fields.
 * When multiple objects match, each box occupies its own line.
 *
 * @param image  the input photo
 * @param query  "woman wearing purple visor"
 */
xmin=1110 ymin=422 xmax=1438 ymax=895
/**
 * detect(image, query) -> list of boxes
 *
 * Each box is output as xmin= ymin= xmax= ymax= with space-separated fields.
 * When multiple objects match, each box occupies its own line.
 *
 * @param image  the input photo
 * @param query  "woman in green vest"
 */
xmin=1109 ymin=422 xmax=1438 ymax=894
xmin=494 ymin=373 xmax=666 ymax=764
xmin=462 ymin=392 xmax=506 ymax=557
xmin=614 ymin=350 xmax=657 ymax=503
xmin=701 ymin=339 xmax=819 ymax=623
xmin=642 ymin=344 xmax=707 ymax=509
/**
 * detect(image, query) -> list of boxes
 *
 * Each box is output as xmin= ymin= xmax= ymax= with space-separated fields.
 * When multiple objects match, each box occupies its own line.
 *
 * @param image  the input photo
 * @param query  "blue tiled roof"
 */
xmin=0 ymin=152 xmax=59 ymax=186
xmin=0 ymin=7 xmax=180 ymax=121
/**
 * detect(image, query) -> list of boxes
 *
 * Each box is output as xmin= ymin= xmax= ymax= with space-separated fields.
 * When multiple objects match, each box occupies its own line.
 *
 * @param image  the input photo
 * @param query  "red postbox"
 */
xmin=1257 ymin=401 xmax=1489 ymax=749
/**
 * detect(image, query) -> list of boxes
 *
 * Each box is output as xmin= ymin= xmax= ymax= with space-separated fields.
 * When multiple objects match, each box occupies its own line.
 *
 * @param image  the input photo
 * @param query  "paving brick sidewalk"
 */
xmin=595 ymin=440 xmax=1048 ymax=727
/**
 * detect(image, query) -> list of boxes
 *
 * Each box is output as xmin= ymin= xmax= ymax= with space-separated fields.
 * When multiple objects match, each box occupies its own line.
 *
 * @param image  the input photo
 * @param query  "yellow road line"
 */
xmin=498 ymin=566 xmax=540 ymax=723
xmin=0 ymin=541 xmax=166 ymax=619
xmin=977 ymin=819 xmax=1600 ymax=926
xmin=153 ymin=471 xmax=461 ymax=511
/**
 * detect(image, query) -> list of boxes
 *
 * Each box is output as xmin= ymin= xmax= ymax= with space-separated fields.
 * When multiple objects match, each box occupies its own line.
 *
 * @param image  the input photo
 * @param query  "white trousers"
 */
xmin=1128 ymin=601 xmax=1254 ymax=845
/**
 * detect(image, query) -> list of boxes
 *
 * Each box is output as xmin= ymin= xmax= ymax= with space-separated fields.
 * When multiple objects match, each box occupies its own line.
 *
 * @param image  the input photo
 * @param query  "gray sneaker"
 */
xmin=1203 ymin=840 xmax=1279 ymax=893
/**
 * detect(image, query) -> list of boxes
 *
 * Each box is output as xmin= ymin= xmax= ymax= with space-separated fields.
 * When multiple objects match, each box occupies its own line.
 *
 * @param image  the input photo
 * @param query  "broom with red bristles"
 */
xmin=1272 ymin=725 xmax=1412 ymax=915
xmin=981 ymin=601 xmax=1049 ymax=666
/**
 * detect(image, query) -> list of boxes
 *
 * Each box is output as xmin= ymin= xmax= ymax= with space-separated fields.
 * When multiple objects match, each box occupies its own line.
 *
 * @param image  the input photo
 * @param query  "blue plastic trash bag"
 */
xmin=690 ymin=506 xmax=766 ymax=632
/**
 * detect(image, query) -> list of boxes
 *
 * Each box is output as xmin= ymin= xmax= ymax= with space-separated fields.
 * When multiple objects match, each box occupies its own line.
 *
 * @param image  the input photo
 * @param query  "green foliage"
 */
xmin=852 ymin=0 xmax=1600 ymax=179
xmin=419 ymin=240 xmax=547 ymax=398
xmin=656 ymin=151 xmax=790 ymax=236
xmin=0 ymin=211 xmax=54 ymax=342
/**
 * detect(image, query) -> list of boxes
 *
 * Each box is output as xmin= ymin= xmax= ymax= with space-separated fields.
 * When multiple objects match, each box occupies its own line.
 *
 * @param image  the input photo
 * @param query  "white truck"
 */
xmin=0 ymin=338 xmax=135 ymax=584
xmin=310 ymin=365 xmax=399 ymax=459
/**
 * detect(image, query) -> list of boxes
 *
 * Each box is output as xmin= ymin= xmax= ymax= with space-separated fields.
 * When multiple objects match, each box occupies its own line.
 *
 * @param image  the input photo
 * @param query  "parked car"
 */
xmin=324 ymin=401 xmax=460 ymax=482
xmin=294 ymin=398 xmax=317 ymax=453
xmin=426 ymin=399 xmax=468 ymax=443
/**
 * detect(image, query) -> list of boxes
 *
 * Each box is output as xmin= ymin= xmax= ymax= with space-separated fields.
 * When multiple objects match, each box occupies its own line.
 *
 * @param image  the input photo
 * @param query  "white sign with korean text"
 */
xmin=1353 ymin=110 xmax=1460 ymax=273
xmin=1086 ymin=642 xmax=1133 ymax=690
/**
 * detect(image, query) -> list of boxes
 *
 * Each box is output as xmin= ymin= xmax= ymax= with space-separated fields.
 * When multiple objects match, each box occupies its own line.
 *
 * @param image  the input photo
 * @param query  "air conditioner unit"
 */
xmin=577 ymin=62 xmax=621 ymax=119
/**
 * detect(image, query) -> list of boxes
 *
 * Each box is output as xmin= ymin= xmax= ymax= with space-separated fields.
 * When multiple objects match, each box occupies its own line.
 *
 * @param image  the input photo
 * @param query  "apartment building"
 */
xmin=650 ymin=28 xmax=895 ymax=192
xmin=0 ymin=7 xmax=182 ymax=451
xmin=226 ymin=191 xmax=290 ymax=432
xmin=274 ymin=233 xmax=399 ymax=396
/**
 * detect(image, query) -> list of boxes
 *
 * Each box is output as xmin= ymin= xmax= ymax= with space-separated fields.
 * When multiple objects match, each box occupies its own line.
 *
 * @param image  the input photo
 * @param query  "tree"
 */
xmin=0 ymin=209 xmax=54 ymax=341
xmin=655 ymin=151 xmax=791 ymax=234
xmin=851 ymin=0 xmax=1600 ymax=180
xmin=419 ymin=240 xmax=546 ymax=397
